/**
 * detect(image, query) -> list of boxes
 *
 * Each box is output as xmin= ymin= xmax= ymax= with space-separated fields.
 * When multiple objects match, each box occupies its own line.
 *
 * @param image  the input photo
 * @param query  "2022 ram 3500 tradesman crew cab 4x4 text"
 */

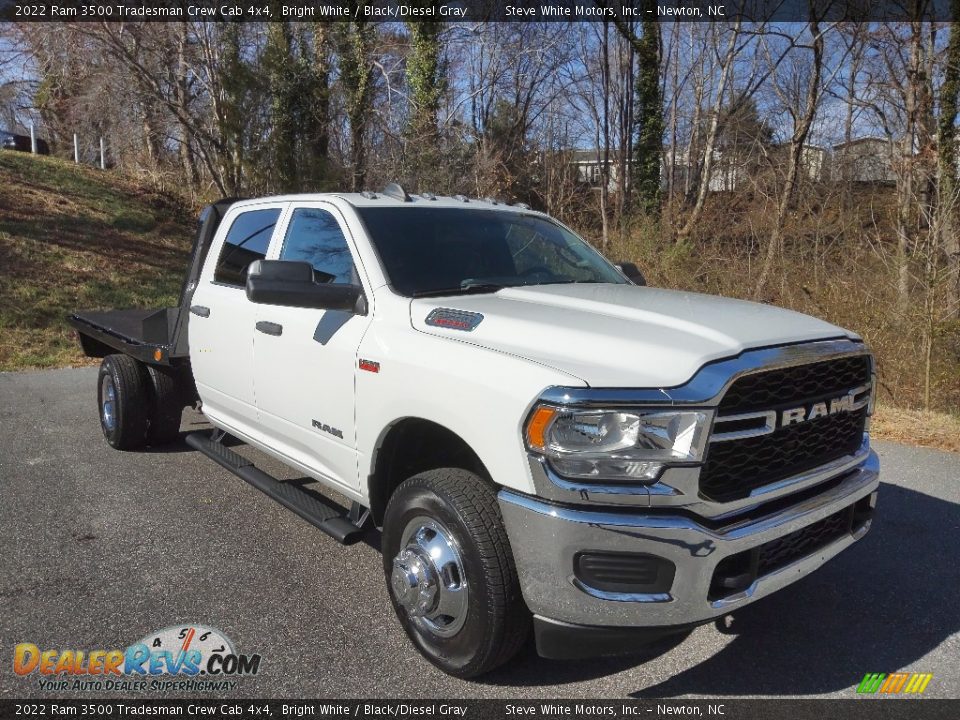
xmin=70 ymin=186 xmax=879 ymax=678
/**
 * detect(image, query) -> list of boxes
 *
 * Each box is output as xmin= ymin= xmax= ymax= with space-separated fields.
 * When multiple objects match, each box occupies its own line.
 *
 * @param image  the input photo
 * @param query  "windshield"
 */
xmin=355 ymin=207 xmax=628 ymax=297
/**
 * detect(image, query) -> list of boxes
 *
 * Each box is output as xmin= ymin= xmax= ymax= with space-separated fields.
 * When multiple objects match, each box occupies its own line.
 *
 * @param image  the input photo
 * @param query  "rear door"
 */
xmin=251 ymin=203 xmax=372 ymax=492
xmin=189 ymin=203 xmax=287 ymax=435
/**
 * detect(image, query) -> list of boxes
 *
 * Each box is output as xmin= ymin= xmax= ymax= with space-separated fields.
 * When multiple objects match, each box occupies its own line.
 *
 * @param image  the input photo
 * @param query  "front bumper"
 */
xmin=499 ymin=450 xmax=879 ymax=631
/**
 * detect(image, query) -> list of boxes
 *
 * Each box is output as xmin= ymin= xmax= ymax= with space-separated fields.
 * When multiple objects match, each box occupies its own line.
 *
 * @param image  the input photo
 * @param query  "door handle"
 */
xmin=255 ymin=321 xmax=283 ymax=336
xmin=190 ymin=305 xmax=210 ymax=318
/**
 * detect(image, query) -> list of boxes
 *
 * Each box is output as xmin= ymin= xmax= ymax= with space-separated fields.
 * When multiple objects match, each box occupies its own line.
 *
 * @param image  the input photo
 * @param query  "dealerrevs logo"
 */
xmin=14 ymin=625 xmax=261 ymax=692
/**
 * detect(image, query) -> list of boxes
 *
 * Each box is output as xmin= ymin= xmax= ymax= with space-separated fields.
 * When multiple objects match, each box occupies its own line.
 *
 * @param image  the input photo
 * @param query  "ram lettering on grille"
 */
xmin=701 ymin=355 xmax=872 ymax=503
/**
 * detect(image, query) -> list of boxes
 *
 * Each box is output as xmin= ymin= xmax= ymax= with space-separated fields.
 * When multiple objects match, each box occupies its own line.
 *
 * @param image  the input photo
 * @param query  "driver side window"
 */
xmin=281 ymin=208 xmax=355 ymax=284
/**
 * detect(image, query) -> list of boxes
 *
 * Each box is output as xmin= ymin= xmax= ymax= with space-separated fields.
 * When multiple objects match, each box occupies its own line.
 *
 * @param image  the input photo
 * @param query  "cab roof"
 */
xmin=229 ymin=189 xmax=536 ymax=213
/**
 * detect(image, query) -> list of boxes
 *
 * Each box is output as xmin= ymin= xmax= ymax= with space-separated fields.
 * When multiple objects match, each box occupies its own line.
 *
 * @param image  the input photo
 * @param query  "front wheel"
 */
xmin=382 ymin=469 xmax=530 ymax=678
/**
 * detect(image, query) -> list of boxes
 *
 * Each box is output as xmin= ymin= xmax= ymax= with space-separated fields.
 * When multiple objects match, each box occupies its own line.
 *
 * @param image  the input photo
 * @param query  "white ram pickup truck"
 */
xmin=70 ymin=185 xmax=880 ymax=678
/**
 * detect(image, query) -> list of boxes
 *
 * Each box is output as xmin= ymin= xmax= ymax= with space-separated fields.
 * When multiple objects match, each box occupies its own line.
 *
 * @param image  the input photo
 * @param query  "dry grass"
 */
xmin=871 ymin=404 xmax=960 ymax=453
xmin=0 ymin=152 xmax=194 ymax=370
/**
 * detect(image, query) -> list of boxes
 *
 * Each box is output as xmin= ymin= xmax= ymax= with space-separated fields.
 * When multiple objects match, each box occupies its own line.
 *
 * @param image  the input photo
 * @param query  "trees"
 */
xmin=938 ymin=2 xmax=960 ymax=319
xmin=755 ymin=11 xmax=829 ymax=298
xmin=5 ymin=17 xmax=960 ymax=413
xmin=673 ymin=22 xmax=742 ymax=243
xmin=607 ymin=7 xmax=664 ymax=218
xmin=262 ymin=20 xmax=298 ymax=191
xmin=632 ymin=12 xmax=663 ymax=216
xmin=404 ymin=4 xmax=446 ymax=190
xmin=337 ymin=9 xmax=377 ymax=191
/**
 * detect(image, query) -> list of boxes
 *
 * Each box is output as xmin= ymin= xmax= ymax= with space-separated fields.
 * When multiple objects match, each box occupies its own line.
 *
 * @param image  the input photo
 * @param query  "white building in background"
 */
xmin=831 ymin=137 xmax=897 ymax=183
xmin=570 ymin=149 xmax=623 ymax=190
xmin=570 ymin=138 xmax=892 ymax=193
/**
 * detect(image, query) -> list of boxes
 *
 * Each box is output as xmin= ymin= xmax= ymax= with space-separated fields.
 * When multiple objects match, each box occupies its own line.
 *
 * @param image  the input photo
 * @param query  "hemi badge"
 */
xmin=359 ymin=359 xmax=380 ymax=373
xmin=425 ymin=308 xmax=484 ymax=332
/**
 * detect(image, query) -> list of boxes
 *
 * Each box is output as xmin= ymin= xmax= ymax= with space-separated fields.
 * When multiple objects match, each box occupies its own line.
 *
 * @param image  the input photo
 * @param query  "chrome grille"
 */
xmin=700 ymin=354 xmax=871 ymax=503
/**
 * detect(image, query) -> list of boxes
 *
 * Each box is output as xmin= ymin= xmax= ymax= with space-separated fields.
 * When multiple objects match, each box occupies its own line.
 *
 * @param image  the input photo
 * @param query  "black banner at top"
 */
xmin=0 ymin=0 xmax=956 ymax=23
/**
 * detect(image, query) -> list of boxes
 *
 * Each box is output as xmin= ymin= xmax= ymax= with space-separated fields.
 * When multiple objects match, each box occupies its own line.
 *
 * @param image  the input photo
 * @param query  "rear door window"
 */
xmin=214 ymin=208 xmax=282 ymax=286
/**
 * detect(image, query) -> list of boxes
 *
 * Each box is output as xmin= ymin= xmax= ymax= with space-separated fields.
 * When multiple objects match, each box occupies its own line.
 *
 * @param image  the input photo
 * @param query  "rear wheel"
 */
xmin=146 ymin=365 xmax=185 ymax=445
xmin=382 ymin=469 xmax=530 ymax=678
xmin=97 ymin=355 xmax=150 ymax=450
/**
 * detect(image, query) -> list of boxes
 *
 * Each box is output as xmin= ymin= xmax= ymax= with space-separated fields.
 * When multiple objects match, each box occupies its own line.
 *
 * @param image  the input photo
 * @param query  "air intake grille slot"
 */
xmin=708 ymin=497 xmax=872 ymax=601
xmin=756 ymin=508 xmax=851 ymax=576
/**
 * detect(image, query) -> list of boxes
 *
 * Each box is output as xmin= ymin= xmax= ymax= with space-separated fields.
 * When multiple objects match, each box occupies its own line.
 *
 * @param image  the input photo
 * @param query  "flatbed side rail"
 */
xmin=68 ymin=312 xmax=183 ymax=366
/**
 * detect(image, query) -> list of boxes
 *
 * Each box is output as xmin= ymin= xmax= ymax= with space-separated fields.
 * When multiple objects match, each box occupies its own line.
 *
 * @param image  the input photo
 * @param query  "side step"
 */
xmin=186 ymin=431 xmax=368 ymax=545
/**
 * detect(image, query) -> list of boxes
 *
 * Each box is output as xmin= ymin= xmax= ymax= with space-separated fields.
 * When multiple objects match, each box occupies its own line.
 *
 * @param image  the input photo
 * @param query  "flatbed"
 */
xmin=68 ymin=308 xmax=184 ymax=366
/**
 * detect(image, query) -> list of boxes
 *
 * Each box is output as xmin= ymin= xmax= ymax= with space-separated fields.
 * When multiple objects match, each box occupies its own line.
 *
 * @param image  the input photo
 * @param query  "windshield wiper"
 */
xmin=410 ymin=283 xmax=505 ymax=298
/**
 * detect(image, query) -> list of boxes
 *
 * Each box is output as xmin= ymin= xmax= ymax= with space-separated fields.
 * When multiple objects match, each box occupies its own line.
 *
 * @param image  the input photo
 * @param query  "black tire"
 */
xmin=146 ymin=365 xmax=185 ymax=445
xmin=97 ymin=355 xmax=150 ymax=450
xmin=382 ymin=469 xmax=530 ymax=678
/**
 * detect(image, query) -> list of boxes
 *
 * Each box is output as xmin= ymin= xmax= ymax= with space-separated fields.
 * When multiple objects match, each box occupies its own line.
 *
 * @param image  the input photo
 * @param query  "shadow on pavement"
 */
xmin=476 ymin=631 xmax=692 ymax=687
xmin=140 ymin=412 xmax=219 ymax=454
xmin=468 ymin=482 xmax=958 ymax=692
xmin=630 ymin=482 xmax=959 ymax=697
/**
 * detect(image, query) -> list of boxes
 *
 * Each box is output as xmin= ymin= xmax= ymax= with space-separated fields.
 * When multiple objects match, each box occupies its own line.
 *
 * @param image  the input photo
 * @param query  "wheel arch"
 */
xmin=367 ymin=417 xmax=493 ymax=527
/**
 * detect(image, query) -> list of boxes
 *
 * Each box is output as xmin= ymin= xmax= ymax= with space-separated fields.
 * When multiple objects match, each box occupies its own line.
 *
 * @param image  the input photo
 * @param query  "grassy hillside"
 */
xmin=0 ymin=152 xmax=194 ymax=370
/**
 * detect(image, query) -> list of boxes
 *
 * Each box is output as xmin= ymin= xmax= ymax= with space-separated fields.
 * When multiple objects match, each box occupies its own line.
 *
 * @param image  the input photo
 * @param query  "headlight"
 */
xmin=525 ymin=405 xmax=712 ymax=483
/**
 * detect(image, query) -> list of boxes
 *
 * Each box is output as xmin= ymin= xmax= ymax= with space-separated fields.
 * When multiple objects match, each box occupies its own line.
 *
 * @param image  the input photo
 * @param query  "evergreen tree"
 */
xmin=404 ymin=7 xmax=446 ymax=190
xmin=633 ymin=9 xmax=663 ymax=216
xmin=337 ymin=6 xmax=376 ymax=191
xmin=263 ymin=19 xmax=298 ymax=192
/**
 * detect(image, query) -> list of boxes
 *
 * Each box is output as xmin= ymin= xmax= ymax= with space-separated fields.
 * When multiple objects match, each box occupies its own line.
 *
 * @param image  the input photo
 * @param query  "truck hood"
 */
xmin=409 ymin=284 xmax=855 ymax=388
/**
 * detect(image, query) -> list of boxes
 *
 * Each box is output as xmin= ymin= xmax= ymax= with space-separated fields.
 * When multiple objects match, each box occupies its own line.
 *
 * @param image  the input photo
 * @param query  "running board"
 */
xmin=185 ymin=431 xmax=367 ymax=545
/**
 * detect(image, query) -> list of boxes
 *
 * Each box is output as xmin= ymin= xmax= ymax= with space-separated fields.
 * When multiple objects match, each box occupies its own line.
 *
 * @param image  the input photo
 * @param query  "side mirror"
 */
xmin=246 ymin=260 xmax=365 ymax=313
xmin=616 ymin=262 xmax=647 ymax=286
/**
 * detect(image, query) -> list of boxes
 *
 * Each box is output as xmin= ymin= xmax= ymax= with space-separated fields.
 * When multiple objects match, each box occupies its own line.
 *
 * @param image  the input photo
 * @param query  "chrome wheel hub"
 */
xmin=100 ymin=374 xmax=117 ymax=432
xmin=391 ymin=517 xmax=468 ymax=637
xmin=391 ymin=550 xmax=438 ymax=617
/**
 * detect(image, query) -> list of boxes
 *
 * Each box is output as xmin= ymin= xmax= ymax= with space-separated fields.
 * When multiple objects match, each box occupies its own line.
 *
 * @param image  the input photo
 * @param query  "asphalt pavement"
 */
xmin=1 ymin=367 xmax=958 ymax=699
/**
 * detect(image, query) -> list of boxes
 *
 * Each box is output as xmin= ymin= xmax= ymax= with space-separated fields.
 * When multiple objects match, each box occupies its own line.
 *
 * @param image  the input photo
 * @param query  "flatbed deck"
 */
xmin=69 ymin=307 xmax=183 ymax=366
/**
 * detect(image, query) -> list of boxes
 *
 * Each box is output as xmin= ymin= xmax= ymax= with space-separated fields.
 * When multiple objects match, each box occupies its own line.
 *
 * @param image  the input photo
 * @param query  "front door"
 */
xmin=252 ymin=203 xmax=372 ymax=492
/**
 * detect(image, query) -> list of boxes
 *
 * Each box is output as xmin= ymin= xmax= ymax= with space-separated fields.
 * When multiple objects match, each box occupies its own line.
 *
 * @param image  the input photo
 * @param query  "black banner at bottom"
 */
xmin=0 ymin=700 xmax=958 ymax=720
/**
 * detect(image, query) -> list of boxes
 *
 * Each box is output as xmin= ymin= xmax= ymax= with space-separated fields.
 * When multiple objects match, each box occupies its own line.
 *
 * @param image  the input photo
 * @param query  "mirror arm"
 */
xmin=354 ymin=292 xmax=368 ymax=316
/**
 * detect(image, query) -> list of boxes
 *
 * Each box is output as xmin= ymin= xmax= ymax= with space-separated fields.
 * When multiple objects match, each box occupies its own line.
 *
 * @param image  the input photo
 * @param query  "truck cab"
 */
xmin=72 ymin=188 xmax=879 ymax=678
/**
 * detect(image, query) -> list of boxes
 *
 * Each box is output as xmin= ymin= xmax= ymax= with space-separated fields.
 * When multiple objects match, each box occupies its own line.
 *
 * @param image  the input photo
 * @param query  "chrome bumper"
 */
xmin=499 ymin=450 xmax=879 ymax=628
